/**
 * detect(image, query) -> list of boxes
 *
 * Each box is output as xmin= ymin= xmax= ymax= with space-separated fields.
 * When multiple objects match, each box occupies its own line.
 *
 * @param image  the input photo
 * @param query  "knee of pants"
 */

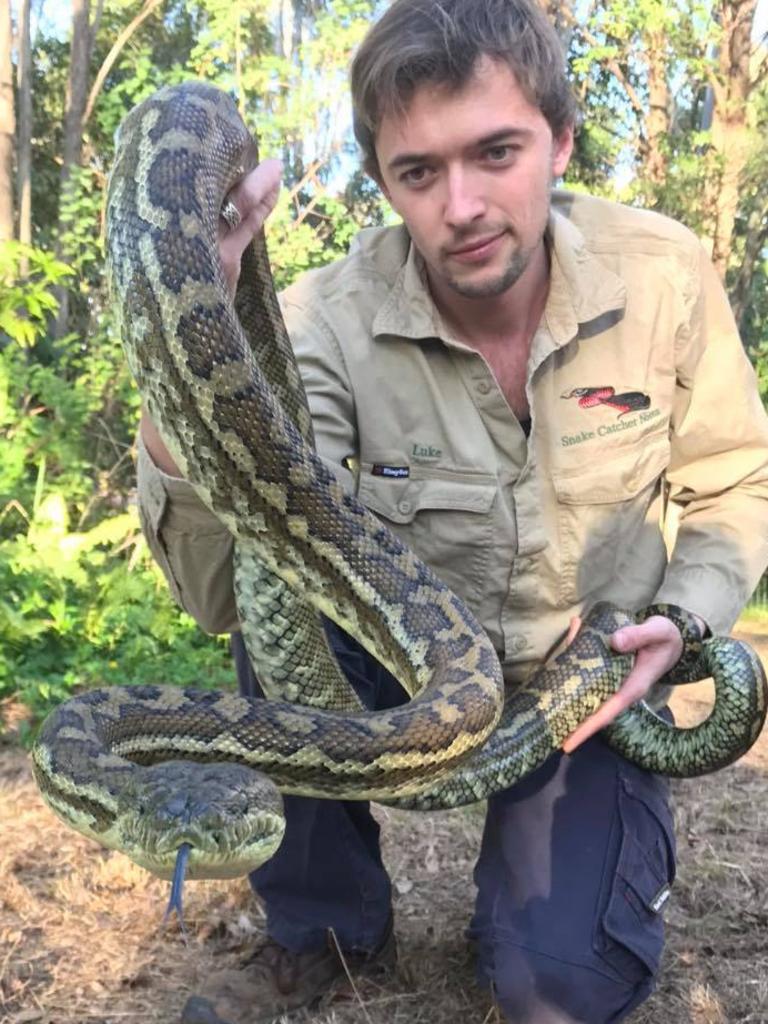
xmin=489 ymin=943 xmax=654 ymax=1024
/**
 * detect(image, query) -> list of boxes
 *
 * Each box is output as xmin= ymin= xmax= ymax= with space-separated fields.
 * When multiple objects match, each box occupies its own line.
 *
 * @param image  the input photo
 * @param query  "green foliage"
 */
xmin=0 ymin=490 xmax=233 ymax=728
xmin=0 ymin=244 xmax=232 ymax=733
xmin=750 ymin=339 xmax=768 ymax=407
xmin=0 ymin=258 xmax=132 ymax=516
xmin=0 ymin=242 xmax=72 ymax=347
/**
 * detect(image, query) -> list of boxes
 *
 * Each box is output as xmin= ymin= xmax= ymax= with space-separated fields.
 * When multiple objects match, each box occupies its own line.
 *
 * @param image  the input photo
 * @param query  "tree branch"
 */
xmin=560 ymin=7 xmax=646 ymax=117
xmin=83 ymin=0 xmax=163 ymax=128
xmin=704 ymin=64 xmax=726 ymax=111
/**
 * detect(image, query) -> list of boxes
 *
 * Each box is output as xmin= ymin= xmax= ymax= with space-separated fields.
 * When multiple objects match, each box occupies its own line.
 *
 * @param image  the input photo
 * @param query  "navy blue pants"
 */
xmin=232 ymin=626 xmax=675 ymax=1024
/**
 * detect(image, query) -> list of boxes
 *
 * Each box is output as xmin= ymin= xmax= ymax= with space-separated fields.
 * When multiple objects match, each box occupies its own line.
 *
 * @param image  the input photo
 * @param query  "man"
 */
xmin=137 ymin=0 xmax=768 ymax=1021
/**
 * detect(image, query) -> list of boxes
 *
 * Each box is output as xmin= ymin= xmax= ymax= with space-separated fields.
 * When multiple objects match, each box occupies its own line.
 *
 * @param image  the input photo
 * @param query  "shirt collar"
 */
xmin=543 ymin=192 xmax=627 ymax=345
xmin=371 ymin=239 xmax=444 ymax=342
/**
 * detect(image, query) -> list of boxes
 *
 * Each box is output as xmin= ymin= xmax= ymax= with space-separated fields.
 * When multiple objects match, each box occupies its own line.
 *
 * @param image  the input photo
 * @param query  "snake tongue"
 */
xmin=163 ymin=842 xmax=192 ymax=935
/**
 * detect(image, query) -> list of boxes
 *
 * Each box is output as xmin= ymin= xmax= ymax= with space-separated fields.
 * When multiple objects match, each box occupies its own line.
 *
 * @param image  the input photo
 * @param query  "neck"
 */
xmin=428 ymin=239 xmax=550 ymax=348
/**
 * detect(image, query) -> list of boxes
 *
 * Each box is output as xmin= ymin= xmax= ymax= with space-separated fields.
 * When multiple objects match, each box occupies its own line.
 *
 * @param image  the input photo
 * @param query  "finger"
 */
xmin=565 ymin=616 xmax=582 ymax=647
xmin=218 ymin=161 xmax=283 ymax=295
xmin=611 ymin=616 xmax=678 ymax=654
xmin=218 ymin=161 xmax=283 ymax=247
xmin=611 ymin=623 xmax=654 ymax=653
xmin=227 ymin=159 xmax=283 ymax=230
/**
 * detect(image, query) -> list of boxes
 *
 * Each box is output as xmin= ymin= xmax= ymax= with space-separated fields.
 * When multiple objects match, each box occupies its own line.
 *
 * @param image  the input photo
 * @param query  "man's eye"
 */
xmin=484 ymin=145 xmax=516 ymax=162
xmin=401 ymin=166 xmax=430 ymax=185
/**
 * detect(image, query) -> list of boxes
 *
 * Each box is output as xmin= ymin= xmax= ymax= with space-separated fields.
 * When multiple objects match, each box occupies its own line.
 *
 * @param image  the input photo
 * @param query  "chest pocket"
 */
xmin=358 ymin=467 xmax=497 ymax=611
xmin=552 ymin=437 xmax=670 ymax=607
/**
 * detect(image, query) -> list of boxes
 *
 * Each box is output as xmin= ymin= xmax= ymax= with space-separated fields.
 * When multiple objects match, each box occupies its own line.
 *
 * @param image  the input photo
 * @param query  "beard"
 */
xmin=442 ymin=238 xmax=538 ymax=299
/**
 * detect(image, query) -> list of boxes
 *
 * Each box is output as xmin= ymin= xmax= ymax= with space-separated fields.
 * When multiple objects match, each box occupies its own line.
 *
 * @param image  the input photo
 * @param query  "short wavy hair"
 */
xmin=350 ymin=0 xmax=577 ymax=178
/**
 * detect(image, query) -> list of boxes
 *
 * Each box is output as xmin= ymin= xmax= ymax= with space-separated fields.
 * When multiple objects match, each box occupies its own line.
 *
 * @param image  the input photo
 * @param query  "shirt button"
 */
xmin=509 ymin=635 xmax=529 ymax=654
xmin=398 ymin=500 xmax=412 ymax=516
xmin=476 ymin=381 xmax=491 ymax=395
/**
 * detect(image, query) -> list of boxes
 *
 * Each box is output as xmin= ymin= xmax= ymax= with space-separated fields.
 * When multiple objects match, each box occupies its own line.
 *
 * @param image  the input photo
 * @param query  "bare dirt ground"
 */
xmin=1 ymin=627 xmax=767 ymax=1024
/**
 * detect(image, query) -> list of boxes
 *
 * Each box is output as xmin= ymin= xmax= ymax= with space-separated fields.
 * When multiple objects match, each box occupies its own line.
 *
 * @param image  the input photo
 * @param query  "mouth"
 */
xmin=446 ymin=232 xmax=506 ymax=263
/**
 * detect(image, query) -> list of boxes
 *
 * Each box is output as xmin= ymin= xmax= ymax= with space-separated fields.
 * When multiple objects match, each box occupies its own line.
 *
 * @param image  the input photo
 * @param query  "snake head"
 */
xmin=115 ymin=760 xmax=285 ymax=880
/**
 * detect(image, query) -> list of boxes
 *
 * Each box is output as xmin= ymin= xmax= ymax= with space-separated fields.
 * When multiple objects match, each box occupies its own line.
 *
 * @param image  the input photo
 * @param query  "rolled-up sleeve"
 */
xmin=655 ymin=245 xmax=768 ymax=631
xmin=135 ymin=287 xmax=358 ymax=635
xmin=136 ymin=435 xmax=240 ymax=634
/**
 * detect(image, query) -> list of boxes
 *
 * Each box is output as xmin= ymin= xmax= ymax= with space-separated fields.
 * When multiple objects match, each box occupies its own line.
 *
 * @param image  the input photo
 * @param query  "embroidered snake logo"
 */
xmin=561 ymin=386 xmax=651 ymax=419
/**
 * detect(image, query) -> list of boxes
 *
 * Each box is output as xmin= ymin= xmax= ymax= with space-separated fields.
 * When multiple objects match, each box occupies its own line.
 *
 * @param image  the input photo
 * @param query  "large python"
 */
xmin=31 ymin=82 xmax=768 ymax=887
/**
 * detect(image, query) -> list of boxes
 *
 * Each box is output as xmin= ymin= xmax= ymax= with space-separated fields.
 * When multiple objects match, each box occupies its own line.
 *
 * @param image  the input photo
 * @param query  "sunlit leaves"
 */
xmin=0 ymin=241 xmax=72 ymax=348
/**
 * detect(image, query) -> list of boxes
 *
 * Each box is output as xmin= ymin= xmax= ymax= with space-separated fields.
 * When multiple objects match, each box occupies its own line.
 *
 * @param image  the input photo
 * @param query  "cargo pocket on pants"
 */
xmin=594 ymin=774 xmax=676 ymax=984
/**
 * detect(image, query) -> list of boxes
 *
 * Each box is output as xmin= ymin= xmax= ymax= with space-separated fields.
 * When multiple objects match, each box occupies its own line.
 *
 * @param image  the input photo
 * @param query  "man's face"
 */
xmin=375 ymin=58 xmax=573 ymax=301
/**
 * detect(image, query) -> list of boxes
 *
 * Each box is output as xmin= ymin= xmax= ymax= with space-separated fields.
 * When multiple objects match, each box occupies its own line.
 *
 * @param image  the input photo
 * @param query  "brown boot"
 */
xmin=180 ymin=921 xmax=396 ymax=1024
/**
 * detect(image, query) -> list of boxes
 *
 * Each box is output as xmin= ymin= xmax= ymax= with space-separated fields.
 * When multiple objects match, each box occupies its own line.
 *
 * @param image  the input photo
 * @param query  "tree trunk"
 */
xmin=53 ymin=0 xmax=93 ymax=338
xmin=0 ymin=0 xmax=14 ymax=242
xmin=274 ymin=0 xmax=306 ymax=182
xmin=288 ymin=0 xmax=305 ymax=180
xmin=705 ymin=0 xmax=757 ymax=278
xmin=16 ymin=0 xmax=32 ymax=259
xmin=643 ymin=29 xmax=669 ymax=187
xmin=60 ymin=0 xmax=91 ymax=195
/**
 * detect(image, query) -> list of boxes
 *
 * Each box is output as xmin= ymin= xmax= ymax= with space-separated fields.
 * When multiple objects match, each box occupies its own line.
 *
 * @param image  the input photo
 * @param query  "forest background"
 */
xmin=0 ymin=0 xmax=767 ymax=732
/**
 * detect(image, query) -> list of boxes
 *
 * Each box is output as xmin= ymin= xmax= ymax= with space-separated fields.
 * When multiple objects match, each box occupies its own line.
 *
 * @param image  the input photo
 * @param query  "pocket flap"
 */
xmin=359 ymin=468 xmax=496 ymax=524
xmin=601 ymin=778 xmax=676 ymax=976
xmin=554 ymin=438 xmax=670 ymax=505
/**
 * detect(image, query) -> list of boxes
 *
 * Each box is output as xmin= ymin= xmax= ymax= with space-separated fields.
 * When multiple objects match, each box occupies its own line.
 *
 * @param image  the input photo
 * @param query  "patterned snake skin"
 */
xmin=31 ymin=83 xmax=768 ymax=881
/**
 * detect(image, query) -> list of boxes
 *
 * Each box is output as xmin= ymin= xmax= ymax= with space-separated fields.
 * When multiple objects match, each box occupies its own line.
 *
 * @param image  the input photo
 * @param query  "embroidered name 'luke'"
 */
xmin=412 ymin=443 xmax=442 ymax=460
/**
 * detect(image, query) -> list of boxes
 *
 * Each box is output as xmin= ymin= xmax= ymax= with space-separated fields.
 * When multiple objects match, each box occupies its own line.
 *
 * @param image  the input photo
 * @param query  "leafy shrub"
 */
xmin=0 ymin=242 xmax=234 ymax=737
xmin=0 ymin=482 xmax=234 ymax=730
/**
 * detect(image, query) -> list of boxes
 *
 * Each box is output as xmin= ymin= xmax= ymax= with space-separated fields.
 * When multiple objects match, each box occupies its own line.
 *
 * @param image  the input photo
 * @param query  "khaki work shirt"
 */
xmin=137 ymin=189 xmax=768 ymax=684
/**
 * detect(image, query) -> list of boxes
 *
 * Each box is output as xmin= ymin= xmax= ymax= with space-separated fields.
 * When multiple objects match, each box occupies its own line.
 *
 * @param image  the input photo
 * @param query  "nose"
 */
xmin=444 ymin=166 xmax=485 ymax=228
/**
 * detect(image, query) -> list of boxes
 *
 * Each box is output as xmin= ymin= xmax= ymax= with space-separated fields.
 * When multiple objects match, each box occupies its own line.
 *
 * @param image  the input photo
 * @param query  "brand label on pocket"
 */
xmin=372 ymin=464 xmax=410 ymax=479
xmin=648 ymin=884 xmax=671 ymax=914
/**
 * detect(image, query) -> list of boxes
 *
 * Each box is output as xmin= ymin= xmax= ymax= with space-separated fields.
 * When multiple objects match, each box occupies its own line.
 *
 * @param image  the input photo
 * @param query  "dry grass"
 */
xmin=1 ymin=627 xmax=767 ymax=1024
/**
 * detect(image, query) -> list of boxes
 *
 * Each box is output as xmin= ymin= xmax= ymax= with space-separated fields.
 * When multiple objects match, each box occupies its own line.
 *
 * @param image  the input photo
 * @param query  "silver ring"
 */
xmin=220 ymin=199 xmax=242 ymax=230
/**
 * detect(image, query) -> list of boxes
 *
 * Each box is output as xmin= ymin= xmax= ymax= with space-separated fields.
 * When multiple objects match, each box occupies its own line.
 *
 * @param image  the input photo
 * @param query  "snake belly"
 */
xmin=30 ymin=82 xmax=768 ymax=880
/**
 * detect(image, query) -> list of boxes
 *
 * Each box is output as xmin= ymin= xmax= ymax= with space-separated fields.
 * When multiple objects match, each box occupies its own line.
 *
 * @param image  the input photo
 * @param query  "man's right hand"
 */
xmin=218 ymin=159 xmax=283 ymax=295
xmin=139 ymin=158 xmax=284 ymax=476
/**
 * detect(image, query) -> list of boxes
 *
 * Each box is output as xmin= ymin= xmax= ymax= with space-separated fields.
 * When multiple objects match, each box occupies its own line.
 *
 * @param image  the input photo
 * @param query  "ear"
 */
xmin=552 ymin=124 xmax=574 ymax=178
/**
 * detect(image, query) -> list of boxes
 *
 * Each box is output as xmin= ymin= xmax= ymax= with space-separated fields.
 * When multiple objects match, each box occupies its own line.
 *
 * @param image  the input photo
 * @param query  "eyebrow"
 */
xmin=386 ymin=127 xmax=534 ymax=171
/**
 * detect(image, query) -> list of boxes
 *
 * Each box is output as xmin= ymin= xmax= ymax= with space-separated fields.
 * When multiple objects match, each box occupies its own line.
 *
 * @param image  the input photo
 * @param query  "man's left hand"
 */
xmin=561 ymin=614 xmax=688 ymax=754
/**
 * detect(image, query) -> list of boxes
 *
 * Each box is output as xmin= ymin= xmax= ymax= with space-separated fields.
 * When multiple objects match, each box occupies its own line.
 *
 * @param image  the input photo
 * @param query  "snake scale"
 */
xmin=31 ymin=82 xmax=768 ymax=885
